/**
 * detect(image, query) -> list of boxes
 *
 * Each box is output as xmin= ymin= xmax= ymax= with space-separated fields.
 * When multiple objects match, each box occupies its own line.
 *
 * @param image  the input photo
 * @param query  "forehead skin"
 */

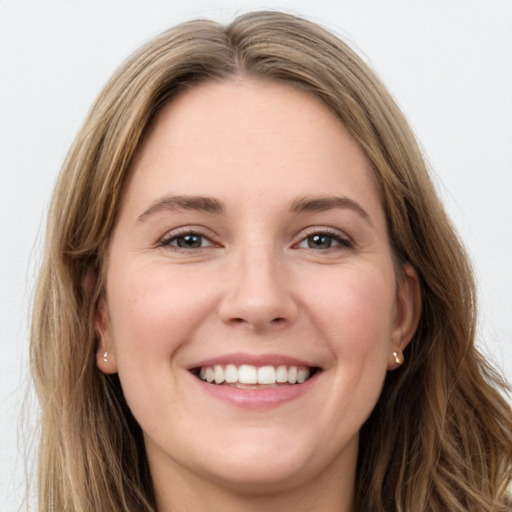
xmin=120 ymin=79 xmax=385 ymax=237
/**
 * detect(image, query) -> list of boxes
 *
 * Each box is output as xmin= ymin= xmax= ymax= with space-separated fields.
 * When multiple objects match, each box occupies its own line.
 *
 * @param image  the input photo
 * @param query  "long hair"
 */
xmin=30 ymin=11 xmax=512 ymax=511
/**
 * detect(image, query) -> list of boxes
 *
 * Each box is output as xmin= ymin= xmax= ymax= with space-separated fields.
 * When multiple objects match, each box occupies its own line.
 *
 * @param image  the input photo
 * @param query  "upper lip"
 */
xmin=187 ymin=352 xmax=321 ymax=370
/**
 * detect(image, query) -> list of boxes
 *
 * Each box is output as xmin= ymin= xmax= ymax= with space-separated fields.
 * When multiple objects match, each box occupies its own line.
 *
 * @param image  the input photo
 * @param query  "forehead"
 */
xmin=122 ymin=79 xmax=382 ymax=221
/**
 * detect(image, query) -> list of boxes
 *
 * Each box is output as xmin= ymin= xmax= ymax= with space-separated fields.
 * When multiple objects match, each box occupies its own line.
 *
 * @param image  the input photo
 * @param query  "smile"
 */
xmin=196 ymin=364 xmax=315 ymax=387
xmin=188 ymin=355 xmax=322 ymax=408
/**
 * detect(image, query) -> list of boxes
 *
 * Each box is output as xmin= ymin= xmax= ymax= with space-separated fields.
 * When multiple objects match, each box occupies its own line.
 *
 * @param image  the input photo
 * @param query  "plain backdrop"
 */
xmin=1 ymin=0 xmax=511 ymax=508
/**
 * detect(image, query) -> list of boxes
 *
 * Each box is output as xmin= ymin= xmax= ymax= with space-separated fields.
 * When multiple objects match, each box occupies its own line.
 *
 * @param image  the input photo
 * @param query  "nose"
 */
xmin=218 ymin=244 xmax=299 ymax=331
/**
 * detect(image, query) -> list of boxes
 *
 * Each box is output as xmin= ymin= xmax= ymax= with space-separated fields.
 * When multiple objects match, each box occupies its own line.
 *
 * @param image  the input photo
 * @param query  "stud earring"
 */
xmin=393 ymin=351 xmax=402 ymax=365
xmin=103 ymin=351 xmax=108 ymax=363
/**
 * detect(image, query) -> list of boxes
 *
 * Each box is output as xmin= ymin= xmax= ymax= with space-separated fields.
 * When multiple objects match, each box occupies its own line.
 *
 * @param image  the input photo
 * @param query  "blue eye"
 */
xmin=161 ymin=232 xmax=213 ymax=249
xmin=298 ymin=231 xmax=352 ymax=250
xmin=307 ymin=234 xmax=335 ymax=249
xmin=175 ymin=234 xmax=204 ymax=248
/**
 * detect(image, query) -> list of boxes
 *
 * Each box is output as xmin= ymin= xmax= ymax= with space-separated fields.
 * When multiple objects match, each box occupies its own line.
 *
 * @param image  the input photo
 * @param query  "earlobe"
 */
xmin=388 ymin=263 xmax=421 ymax=370
xmin=95 ymin=295 xmax=118 ymax=374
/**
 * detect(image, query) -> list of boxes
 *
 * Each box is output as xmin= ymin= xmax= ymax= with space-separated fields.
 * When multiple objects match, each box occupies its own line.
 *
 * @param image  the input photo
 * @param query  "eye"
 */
xmin=159 ymin=230 xmax=215 ymax=250
xmin=297 ymin=230 xmax=353 ymax=250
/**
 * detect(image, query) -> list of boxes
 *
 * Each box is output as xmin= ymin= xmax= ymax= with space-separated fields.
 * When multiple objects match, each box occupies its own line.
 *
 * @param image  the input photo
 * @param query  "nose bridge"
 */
xmin=219 ymin=237 xmax=298 ymax=330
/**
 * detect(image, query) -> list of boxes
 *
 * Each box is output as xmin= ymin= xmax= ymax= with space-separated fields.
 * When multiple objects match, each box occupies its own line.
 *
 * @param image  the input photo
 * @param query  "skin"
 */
xmin=96 ymin=79 xmax=420 ymax=512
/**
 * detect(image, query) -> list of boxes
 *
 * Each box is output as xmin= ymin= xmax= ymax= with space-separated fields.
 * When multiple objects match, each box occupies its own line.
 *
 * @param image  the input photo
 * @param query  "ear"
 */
xmin=95 ymin=293 xmax=118 ymax=375
xmin=388 ymin=263 xmax=421 ymax=370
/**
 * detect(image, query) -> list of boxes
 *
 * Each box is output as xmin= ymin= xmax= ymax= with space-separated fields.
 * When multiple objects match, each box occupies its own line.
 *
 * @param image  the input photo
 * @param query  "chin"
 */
xmin=202 ymin=456 xmax=313 ymax=495
xmin=189 ymin=432 xmax=343 ymax=494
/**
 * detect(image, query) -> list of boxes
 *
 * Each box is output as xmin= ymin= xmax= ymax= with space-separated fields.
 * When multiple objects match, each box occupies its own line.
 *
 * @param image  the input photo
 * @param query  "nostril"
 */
xmin=227 ymin=316 xmax=288 ymax=329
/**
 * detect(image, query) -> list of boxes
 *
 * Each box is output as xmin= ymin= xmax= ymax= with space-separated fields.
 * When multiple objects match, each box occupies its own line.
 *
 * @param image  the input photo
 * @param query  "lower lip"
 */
xmin=192 ymin=372 xmax=320 ymax=409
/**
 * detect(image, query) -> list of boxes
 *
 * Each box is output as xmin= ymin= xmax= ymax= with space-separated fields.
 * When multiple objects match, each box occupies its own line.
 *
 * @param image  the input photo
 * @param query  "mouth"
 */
xmin=191 ymin=364 xmax=321 ymax=389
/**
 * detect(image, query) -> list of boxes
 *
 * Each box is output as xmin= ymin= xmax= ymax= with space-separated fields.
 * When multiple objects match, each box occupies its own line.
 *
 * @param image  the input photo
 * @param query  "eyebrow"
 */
xmin=290 ymin=195 xmax=372 ymax=225
xmin=137 ymin=193 xmax=372 ymax=225
xmin=138 ymin=195 xmax=224 ymax=221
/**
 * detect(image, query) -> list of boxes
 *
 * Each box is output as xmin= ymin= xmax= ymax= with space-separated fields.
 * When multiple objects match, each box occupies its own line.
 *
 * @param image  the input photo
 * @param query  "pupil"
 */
xmin=178 ymin=234 xmax=201 ymax=248
xmin=308 ymin=234 xmax=331 ymax=249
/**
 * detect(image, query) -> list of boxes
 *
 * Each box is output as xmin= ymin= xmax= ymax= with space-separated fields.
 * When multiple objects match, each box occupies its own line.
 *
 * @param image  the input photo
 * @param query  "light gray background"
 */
xmin=1 ymin=0 xmax=511 ymax=508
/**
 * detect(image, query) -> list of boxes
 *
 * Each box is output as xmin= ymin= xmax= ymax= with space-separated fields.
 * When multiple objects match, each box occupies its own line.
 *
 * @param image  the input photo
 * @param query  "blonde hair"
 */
xmin=31 ymin=11 xmax=512 ymax=511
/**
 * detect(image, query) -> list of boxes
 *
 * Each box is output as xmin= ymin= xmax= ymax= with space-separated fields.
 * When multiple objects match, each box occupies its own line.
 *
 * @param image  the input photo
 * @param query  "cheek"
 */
xmin=105 ymin=264 xmax=218 ymax=428
xmin=306 ymin=264 xmax=396 ymax=350
xmin=106 ymin=263 xmax=216 ymax=366
xmin=304 ymin=264 xmax=396 ymax=399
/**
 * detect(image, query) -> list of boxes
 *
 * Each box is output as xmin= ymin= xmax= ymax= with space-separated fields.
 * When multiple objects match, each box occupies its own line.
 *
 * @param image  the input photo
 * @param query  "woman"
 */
xmin=30 ymin=10 xmax=512 ymax=512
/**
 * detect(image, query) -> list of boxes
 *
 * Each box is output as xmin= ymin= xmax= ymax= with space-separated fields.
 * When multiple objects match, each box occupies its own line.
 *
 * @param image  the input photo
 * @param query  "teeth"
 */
xmin=225 ymin=364 xmax=238 ymax=383
xmin=205 ymin=367 xmax=215 ymax=383
xmin=258 ymin=366 xmax=276 ymax=385
xmin=197 ymin=364 xmax=312 ymax=386
xmin=239 ymin=364 xmax=258 ymax=384
xmin=276 ymin=365 xmax=288 ymax=383
xmin=214 ymin=365 xmax=224 ymax=384
xmin=297 ymin=368 xmax=309 ymax=383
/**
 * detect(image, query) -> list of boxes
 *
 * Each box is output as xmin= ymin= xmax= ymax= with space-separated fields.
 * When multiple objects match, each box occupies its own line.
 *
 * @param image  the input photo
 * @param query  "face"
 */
xmin=96 ymin=79 xmax=419 ymax=502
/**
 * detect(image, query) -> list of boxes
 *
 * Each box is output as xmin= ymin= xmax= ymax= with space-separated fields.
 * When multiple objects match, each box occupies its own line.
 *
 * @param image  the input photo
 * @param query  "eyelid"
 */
xmin=294 ymin=226 xmax=354 ymax=249
xmin=155 ymin=225 xmax=353 ymax=251
xmin=157 ymin=226 xmax=221 ymax=249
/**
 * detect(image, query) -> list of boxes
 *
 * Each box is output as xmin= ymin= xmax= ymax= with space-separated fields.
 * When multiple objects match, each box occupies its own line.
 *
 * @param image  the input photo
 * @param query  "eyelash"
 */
xmin=158 ymin=226 xmax=353 ymax=253
xmin=296 ymin=227 xmax=353 ymax=251
xmin=158 ymin=228 xmax=217 ymax=251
